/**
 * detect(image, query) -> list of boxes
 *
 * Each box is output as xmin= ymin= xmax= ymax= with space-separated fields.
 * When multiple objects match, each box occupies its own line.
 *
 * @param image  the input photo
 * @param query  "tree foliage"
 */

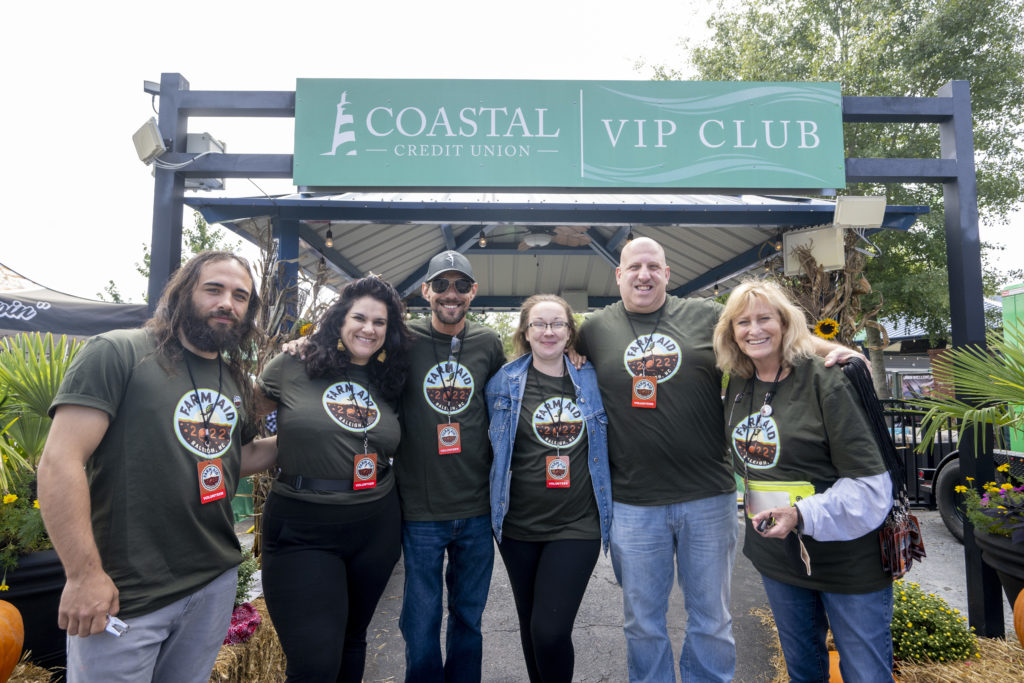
xmin=660 ymin=0 xmax=1024 ymax=341
xmin=97 ymin=211 xmax=242 ymax=303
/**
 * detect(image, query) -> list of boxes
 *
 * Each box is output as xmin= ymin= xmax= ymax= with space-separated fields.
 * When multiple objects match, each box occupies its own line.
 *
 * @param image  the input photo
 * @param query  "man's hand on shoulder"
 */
xmin=59 ymin=570 xmax=119 ymax=637
xmin=822 ymin=346 xmax=868 ymax=370
xmin=566 ymin=348 xmax=587 ymax=370
xmin=281 ymin=336 xmax=310 ymax=360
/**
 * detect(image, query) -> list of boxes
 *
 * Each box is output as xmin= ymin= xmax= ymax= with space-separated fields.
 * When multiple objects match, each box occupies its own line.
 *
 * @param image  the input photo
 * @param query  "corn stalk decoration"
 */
xmin=246 ymin=225 xmax=332 ymax=558
xmin=774 ymin=229 xmax=889 ymax=349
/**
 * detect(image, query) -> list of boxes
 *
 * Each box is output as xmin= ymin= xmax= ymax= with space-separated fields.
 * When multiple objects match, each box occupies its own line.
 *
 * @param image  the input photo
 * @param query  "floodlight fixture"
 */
xmin=133 ymin=117 xmax=165 ymax=165
xmin=833 ymin=195 xmax=887 ymax=228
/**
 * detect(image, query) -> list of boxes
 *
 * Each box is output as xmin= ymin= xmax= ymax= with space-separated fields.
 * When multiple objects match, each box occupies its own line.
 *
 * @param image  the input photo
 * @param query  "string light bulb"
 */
xmin=325 ymin=228 xmax=334 ymax=249
xmin=479 ymin=232 xmax=487 ymax=248
xmin=626 ymin=230 xmax=635 ymax=243
xmin=713 ymin=283 xmax=720 ymax=296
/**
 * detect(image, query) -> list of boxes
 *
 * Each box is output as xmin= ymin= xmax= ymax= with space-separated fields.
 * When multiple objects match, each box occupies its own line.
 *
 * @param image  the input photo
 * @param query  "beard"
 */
xmin=180 ymin=304 xmax=244 ymax=353
xmin=431 ymin=298 xmax=469 ymax=326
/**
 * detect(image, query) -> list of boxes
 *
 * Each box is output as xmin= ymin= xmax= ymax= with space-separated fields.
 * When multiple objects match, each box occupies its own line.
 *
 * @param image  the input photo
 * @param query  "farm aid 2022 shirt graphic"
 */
xmin=175 ymin=388 xmax=241 ymax=503
xmin=293 ymin=79 xmax=845 ymax=190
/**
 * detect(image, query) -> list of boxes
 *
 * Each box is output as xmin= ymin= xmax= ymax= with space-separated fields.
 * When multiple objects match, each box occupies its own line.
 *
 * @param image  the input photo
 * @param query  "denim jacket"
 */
xmin=485 ymin=353 xmax=612 ymax=551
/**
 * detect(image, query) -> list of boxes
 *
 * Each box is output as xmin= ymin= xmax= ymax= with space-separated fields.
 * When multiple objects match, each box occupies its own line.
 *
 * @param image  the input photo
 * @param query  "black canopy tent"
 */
xmin=0 ymin=264 xmax=148 ymax=339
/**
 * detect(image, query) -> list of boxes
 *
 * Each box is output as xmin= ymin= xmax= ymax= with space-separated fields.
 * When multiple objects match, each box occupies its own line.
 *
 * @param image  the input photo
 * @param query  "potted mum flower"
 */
xmin=0 ymin=332 xmax=82 ymax=669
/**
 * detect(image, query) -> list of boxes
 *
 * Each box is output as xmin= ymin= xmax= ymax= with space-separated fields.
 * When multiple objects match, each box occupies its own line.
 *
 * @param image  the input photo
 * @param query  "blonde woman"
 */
xmin=713 ymin=280 xmax=894 ymax=683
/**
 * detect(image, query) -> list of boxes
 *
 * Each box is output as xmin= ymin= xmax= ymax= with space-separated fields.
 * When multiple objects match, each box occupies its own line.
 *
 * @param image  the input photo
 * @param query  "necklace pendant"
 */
xmin=760 ymin=404 xmax=773 ymax=417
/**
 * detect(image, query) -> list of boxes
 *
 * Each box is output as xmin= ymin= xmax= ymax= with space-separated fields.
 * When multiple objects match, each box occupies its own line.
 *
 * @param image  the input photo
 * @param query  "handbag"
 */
xmin=842 ymin=358 xmax=926 ymax=578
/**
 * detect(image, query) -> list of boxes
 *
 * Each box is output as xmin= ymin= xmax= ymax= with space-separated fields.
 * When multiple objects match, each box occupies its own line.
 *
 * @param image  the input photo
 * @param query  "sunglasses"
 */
xmin=429 ymin=278 xmax=474 ymax=294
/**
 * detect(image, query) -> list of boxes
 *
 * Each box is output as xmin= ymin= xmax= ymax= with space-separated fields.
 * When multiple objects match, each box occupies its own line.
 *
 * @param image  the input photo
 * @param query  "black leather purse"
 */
xmin=842 ymin=358 xmax=926 ymax=578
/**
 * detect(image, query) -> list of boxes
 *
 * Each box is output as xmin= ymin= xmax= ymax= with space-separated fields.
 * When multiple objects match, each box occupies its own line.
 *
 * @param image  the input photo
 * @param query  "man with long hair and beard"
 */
xmin=38 ymin=251 xmax=278 ymax=683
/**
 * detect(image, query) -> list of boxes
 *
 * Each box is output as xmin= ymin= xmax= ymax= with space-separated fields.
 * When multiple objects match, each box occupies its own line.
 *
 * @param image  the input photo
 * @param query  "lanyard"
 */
xmin=342 ymin=371 xmax=371 ymax=454
xmin=527 ymin=361 xmax=571 ymax=455
xmin=729 ymin=367 xmax=783 ymax=484
xmin=182 ymin=352 xmax=223 ymax=448
xmin=429 ymin=326 xmax=466 ymax=421
xmin=624 ymin=304 xmax=666 ymax=377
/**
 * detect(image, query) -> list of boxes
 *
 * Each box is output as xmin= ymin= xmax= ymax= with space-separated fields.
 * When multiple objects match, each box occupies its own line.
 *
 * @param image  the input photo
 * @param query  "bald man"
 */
xmin=577 ymin=238 xmax=858 ymax=683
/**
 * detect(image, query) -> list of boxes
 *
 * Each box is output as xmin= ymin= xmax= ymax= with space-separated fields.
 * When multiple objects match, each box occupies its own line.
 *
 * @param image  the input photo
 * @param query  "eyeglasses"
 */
xmin=527 ymin=321 xmax=570 ymax=331
xmin=429 ymin=278 xmax=474 ymax=294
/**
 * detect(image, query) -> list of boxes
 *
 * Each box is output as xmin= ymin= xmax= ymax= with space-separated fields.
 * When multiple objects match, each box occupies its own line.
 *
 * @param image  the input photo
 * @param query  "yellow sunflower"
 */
xmin=813 ymin=318 xmax=839 ymax=340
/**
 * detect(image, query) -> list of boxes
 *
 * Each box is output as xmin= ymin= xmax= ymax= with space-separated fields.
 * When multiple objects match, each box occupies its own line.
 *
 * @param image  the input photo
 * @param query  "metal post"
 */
xmin=271 ymin=218 xmax=300 ymax=334
xmin=939 ymin=79 xmax=1004 ymax=637
xmin=147 ymin=73 xmax=189 ymax=309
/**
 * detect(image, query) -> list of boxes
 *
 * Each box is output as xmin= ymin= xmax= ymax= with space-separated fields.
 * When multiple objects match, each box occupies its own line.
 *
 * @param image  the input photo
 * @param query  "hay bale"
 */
xmin=895 ymin=637 xmax=1024 ymax=682
xmin=9 ymin=653 xmax=54 ymax=683
xmin=209 ymin=598 xmax=285 ymax=683
xmin=757 ymin=606 xmax=1024 ymax=683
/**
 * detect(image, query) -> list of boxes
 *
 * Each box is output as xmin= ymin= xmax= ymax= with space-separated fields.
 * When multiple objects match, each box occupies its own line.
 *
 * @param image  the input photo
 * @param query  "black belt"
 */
xmin=277 ymin=472 xmax=351 ymax=492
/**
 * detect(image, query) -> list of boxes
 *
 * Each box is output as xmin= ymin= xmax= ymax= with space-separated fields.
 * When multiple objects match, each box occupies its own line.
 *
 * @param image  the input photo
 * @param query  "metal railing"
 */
xmin=881 ymin=399 xmax=960 ymax=507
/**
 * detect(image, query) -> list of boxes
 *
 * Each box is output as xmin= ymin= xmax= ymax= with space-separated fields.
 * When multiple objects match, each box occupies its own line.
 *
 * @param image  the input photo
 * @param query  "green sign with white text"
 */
xmin=294 ymin=79 xmax=845 ymax=190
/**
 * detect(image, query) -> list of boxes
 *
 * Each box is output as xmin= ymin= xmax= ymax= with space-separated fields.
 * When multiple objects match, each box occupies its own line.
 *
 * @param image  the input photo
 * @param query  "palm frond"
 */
xmin=913 ymin=324 xmax=1024 ymax=453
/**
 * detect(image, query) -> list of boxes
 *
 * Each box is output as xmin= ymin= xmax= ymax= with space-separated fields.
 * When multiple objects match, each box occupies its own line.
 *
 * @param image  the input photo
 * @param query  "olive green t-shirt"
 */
xmin=724 ymin=356 xmax=890 ymax=593
xmin=578 ymin=297 xmax=733 ymax=505
xmin=394 ymin=317 xmax=506 ymax=521
xmin=502 ymin=367 xmax=599 ymax=542
xmin=258 ymin=354 xmax=400 ymax=504
xmin=50 ymin=329 xmax=247 ymax=618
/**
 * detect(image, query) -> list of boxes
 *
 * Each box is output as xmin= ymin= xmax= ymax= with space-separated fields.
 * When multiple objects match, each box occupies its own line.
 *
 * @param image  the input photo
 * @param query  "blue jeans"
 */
xmin=761 ymin=575 xmax=895 ymax=683
xmin=400 ymin=515 xmax=494 ymax=683
xmin=610 ymin=493 xmax=738 ymax=683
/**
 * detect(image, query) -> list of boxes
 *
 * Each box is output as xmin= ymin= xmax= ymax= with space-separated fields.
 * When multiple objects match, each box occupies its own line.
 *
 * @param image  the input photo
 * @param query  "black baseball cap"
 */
xmin=425 ymin=250 xmax=475 ymax=282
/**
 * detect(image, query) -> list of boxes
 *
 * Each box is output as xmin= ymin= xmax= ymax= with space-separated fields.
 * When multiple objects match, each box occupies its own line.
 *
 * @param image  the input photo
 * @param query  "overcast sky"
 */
xmin=2 ymin=0 xmax=1019 ymax=301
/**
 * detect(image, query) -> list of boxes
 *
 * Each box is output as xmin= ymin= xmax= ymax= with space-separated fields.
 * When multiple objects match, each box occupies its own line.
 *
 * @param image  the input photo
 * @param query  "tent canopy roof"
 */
xmin=187 ymin=192 xmax=928 ymax=310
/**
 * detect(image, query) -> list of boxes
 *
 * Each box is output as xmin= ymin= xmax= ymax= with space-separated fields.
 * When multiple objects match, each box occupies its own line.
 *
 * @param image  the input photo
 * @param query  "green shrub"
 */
xmin=891 ymin=580 xmax=978 ymax=663
xmin=235 ymin=546 xmax=259 ymax=606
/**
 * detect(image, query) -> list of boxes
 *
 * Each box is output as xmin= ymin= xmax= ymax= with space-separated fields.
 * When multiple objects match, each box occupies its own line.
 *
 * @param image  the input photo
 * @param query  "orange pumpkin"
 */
xmin=0 ymin=600 xmax=23 ymax=683
xmin=828 ymin=650 xmax=843 ymax=682
xmin=1015 ymin=589 xmax=1024 ymax=650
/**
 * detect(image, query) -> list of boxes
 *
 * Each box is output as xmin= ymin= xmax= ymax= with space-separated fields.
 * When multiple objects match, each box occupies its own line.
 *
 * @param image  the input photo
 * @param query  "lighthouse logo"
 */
xmin=322 ymin=91 xmax=357 ymax=157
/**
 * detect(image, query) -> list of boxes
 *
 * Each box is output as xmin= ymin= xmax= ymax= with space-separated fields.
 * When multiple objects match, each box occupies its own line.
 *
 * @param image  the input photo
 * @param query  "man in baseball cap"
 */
xmin=395 ymin=250 xmax=505 ymax=682
xmin=424 ymin=250 xmax=475 ymax=283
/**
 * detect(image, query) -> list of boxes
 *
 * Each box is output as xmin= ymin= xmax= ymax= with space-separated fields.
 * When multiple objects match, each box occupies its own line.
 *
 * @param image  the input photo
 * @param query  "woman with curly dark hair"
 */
xmin=254 ymin=276 xmax=413 ymax=682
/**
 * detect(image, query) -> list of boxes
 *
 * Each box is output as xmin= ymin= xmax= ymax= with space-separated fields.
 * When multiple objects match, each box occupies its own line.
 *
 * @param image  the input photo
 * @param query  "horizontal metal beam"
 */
xmin=296 ymin=224 xmax=363 ymax=280
xmin=465 ymin=245 xmax=594 ymax=256
xmin=846 ymin=158 xmax=958 ymax=183
xmin=405 ymin=295 xmax=620 ymax=311
xmin=842 ymin=95 xmax=953 ymax=123
xmin=158 ymin=153 xmax=293 ymax=178
xmin=185 ymin=196 xmax=928 ymax=227
xmin=178 ymin=90 xmax=295 ymax=117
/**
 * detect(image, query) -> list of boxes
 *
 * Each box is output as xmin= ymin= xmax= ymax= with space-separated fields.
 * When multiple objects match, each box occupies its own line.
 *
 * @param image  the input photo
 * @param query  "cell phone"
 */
xmin=105 ymin=615 xmax=129 ymax=637
xmin=756 ymin=515 xmax=775 ymax=533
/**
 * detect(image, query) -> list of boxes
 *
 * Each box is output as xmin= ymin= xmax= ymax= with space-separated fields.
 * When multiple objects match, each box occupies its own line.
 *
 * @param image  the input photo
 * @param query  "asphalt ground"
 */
xmin=241 ymin=508 xmax=1009 ymax=682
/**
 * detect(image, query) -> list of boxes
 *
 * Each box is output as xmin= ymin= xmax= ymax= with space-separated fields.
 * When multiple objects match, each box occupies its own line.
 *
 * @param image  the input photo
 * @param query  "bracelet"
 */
xmin=794 ymin=505 xmax=804 ymax=534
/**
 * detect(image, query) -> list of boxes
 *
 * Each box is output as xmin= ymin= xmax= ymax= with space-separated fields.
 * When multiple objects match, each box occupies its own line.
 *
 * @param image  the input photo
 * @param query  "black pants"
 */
xmin=261 ymin=488 xmax=401 ymax=682
xmin=497 ymin=536 xmax=600 ymax=683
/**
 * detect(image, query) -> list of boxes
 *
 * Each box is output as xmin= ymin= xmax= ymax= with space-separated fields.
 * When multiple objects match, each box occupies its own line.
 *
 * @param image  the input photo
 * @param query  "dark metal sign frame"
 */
xmin=146 ymin=73 xmax=1001 ymax=636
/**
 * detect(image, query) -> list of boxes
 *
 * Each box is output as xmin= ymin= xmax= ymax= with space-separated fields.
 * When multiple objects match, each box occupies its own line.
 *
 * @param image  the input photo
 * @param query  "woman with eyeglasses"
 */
xmin=485 ymin=294 xmax=611 ymax=683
